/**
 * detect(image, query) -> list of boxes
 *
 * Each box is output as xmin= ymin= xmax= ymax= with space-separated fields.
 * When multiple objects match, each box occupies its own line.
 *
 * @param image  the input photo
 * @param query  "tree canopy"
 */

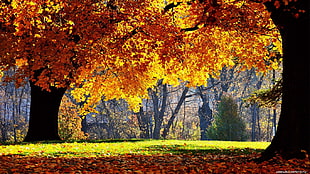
xmin=0 ymin=0 xmax=280 ymax=111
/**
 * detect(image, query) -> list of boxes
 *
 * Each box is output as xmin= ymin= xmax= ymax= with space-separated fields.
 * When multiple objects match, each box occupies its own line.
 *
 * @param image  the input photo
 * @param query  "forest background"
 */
xmin=0 ymin=63 xmax=282 ymax=142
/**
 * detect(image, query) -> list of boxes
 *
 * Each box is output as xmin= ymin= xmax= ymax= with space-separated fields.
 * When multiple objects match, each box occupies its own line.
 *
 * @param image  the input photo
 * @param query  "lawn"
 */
xmin=0 ymin=139 xmax=269 ymax=157
xmin=0 ymin=140 xmax=309 ymax=173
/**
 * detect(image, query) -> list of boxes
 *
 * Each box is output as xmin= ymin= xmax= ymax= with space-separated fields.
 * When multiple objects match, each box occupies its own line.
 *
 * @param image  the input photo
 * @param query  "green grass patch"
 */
xmin=0 ymin=139 xmax=270 ymax=158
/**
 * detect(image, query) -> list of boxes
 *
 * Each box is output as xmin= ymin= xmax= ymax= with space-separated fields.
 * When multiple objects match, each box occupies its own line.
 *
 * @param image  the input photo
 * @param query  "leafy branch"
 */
xmin=244 ymin=78 xmax=282 ymax=107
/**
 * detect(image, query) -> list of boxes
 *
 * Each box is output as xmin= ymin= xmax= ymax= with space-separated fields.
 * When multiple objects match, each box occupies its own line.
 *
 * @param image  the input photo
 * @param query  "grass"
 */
xmin=2 ymin=140 xmax=308 ymax=173
xmin=0 ymin=139 xmax=270 ymax=158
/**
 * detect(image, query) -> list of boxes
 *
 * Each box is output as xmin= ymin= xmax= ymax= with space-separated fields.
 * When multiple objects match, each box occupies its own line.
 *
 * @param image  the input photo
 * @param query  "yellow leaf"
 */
xmin=11 ymin=0 xmax=18 ymax=9
xmin=34 ymin=34 xmax=41 ymax=38
xmin=67 ymin=20 xmax=75 ymax=25
xmin=15 ymin=58 xmax=28 ymax=67
xmin=44 ymin=16 xmax=52 ymax=23
xmin=28 ymin=1 xmax=36 ymax=6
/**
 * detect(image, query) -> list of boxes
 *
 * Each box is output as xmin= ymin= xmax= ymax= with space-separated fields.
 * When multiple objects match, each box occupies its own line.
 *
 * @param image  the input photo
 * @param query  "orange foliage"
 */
xmin=0 ymin=0 xmax=280 ymax=111
xmin=58 ymin=95 xmax=88 ymax=140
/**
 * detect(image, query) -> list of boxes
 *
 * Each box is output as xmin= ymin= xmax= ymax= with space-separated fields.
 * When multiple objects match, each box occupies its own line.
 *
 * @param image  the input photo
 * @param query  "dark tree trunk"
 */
xmin=24 ymin=81 xmax=66 ymax=142
xmin=197 ymin=86 xmax=213 ymax=140
xmin=137 ymin=107 xmax=150 ymax=139
xmin=162 ymin=87 xmax=189 ymax=139
xmin=199 ymin=101 xmax=213 ymax=140
xmin=152 ymin=83 xmax=168 ymax=139
xmin=251 ymin=104 xmax=258 ymax=141
xmin=80 ymin=116 xmax=88 ymax=135
xmin=260 ymin=0 xmax=310 ymax=160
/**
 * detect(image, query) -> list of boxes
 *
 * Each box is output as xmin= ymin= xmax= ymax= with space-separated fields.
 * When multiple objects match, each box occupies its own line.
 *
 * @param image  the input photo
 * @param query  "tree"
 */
xmin=207 ymin=95 xmax=248 ymax=141
xmin=136 ymin=81 xmax=198 ymax=139
xmin=197 ymin=87 xmax=213 ymax=140
xmin=0 ymin=0 xmax=188 ymax=141
xmin=161 ymin=0 xmax=309 ymax=160
xmin=259 ymin=0 xmax=310 ymax=160
xmin=162 ymin=86 xmax=189 ymax=139
xmin=136 ymin=106 xmax=151 ymax=139
xmin=89 ymin=98 xmax=138 ymax=139
xmin=0 ymin=70 xmax=30 ymax=142
xmin=0 ymin=0 xmax=121 ymax=141
xmin=197 ymin=66 xmax=236 ymax=140
xmin=151 ymin=81 xmax=168 ymax=139
xmin=0 ymin=0 xmax=280 ymax=142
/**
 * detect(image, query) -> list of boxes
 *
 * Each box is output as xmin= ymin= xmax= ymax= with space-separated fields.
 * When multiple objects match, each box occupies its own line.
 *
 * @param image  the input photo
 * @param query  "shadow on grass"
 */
xmin=78 ymin=139 xmax=148 ymax=143
xmin=0 ymin=139 xmax=148 ymax=145
xmin=142 ymin=144 xmax=264 ymax=156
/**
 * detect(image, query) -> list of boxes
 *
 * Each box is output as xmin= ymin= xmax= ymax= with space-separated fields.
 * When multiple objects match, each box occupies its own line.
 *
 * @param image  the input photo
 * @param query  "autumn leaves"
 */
xmin=0 ymin=0 xmax=280 ymax=112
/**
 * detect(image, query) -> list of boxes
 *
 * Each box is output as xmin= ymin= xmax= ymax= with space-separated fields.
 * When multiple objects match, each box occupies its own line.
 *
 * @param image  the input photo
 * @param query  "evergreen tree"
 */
xmin=207 ymin=95 xmax=248 ymax=141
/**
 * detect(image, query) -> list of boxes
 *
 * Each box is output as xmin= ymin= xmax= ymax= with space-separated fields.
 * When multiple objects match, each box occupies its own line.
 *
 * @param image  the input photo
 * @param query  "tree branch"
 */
xmin=164 ymin=2 xmax=182 ymax=12
xmin=181 ymin=24 xmax=200 ymax=32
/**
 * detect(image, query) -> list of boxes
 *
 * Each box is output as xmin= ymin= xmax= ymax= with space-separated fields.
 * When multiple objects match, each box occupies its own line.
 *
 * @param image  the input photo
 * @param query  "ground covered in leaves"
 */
xmin=0 ymin=140 xmax=309 ymax=173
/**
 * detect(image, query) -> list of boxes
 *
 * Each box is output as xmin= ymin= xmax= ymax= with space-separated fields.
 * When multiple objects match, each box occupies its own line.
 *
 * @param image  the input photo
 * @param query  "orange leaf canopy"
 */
xmin=0 ymin=0 xmax=280 ymax=111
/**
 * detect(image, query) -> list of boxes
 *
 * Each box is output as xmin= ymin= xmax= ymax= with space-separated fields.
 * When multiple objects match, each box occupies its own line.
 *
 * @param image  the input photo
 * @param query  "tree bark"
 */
xmin=260 ymin=0 xmax=310 ymax=160
xmin=24 ymin=81 xmax=66 ymax=142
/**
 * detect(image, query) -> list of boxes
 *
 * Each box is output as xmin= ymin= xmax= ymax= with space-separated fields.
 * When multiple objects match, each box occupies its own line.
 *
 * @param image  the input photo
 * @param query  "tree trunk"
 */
xmin=24 ymin=81 xmax=66 ymax=142
xmin=197 ymin=86 xmax=213 ymax=140
xmin=260 ymin=1 xmax=310 ymax=160
xmin=199 ymin=101 xmax=213 ymax=140
xmin=152 ymin=83 xmax=167 ymax=139
xmin=137 ymin=107 xmax=150 ymax=139
xmin=80 ymin=116 xmax=88 ymax=135
xmin=162 ymin=87 xmax=189 ymax=139
xmin=251 ymin=104 xmax=258 ymax=141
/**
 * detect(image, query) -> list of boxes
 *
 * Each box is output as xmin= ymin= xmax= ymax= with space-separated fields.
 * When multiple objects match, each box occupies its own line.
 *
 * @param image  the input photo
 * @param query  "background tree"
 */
xmin=162 ymin=85 xmax=189 ymax=139
xmin=151 ymin=81 xmax=168 ymax=139
xmin=0 ymin=67 xmax=281 ymax=143
xmin=0 ymin=68 xmax=30 ymax=142
xmin=207 ymin=95 xmax=248 ymax=141
xmin=197 ymin=86 xmax=213 ymax=140
xmin=85 ymin=98 xmax=139 ymax=140
xmin=136 ymin=107 xmax=152 ymax=139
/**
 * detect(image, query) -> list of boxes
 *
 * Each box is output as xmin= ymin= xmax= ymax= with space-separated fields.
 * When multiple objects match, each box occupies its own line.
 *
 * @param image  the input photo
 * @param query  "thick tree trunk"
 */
xmin=137 ymin=107 xmax=150 ymax=139
xmin=199 ymin=101 xmax=213 ymax=140
xmin=260 ymin=1 xmax=310 ymax=160
xmin=152 ymin=83 xmax=167 ymax=139
xmin=24 ymin=81 xmax=66 ymax=142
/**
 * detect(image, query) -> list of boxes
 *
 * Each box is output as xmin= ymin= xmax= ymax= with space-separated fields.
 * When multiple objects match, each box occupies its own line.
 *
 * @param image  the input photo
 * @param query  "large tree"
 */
xmin=191 ymin=0 xmax=310 ymax=160
xmin=0 ymin=0 xmax=190 ymax=141
xmin=259 ymin=0 xmax=310 ymax=160
xmin=0 ymin=0 xmax=283 ymax=148
xmin=165 ymin=0 xmax=309 ymax=160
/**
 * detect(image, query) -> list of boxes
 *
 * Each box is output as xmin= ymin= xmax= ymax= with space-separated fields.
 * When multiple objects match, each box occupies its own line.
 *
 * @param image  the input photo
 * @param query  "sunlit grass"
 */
xmin=0 ymin=140 xmax=270 ymax=157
